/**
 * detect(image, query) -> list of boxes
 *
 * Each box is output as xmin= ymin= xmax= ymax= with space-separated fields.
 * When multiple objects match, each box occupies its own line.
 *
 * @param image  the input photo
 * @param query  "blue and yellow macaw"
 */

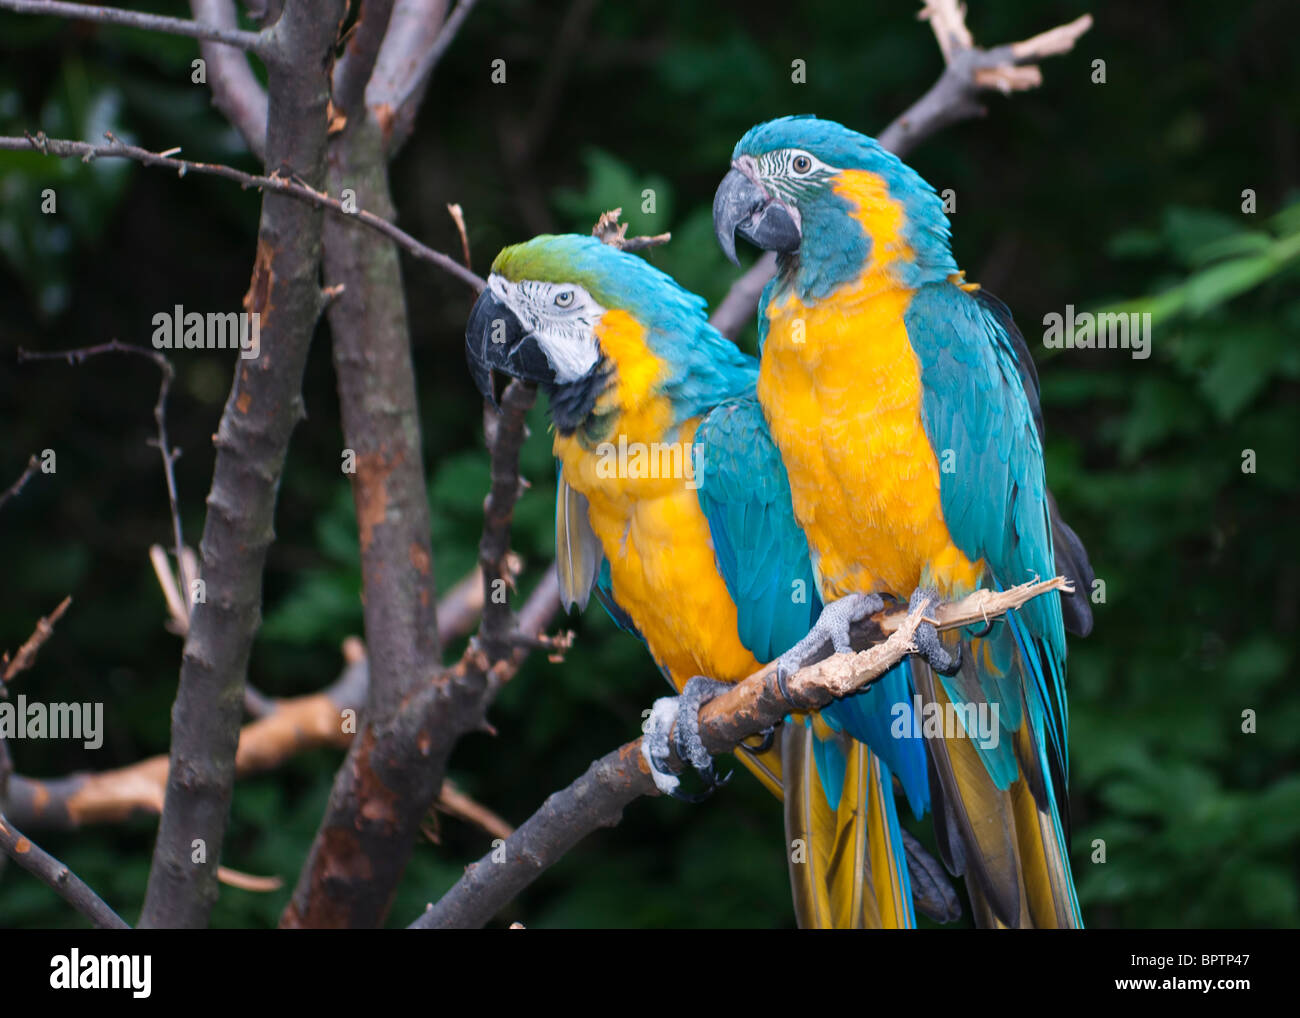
xmin=464 ymin=233 xmax=956 ymax=928
xmin=713 ymin=116 xmax=1094 ymax=928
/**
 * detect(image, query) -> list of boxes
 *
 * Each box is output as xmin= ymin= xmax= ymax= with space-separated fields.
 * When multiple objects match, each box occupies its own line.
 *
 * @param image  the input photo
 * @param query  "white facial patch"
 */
xmin=488 ymin=273 xmax=606 ymax=383
xmin=757 ymin=148 xmax=840 ymax=208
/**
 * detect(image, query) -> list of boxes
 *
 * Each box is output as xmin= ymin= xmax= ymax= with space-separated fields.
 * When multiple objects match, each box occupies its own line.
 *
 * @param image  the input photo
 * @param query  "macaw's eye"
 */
xmin=791 ymin=154 xmax=812 ymax=174
xmin=554 ymin=290 xmax=575 ymax=308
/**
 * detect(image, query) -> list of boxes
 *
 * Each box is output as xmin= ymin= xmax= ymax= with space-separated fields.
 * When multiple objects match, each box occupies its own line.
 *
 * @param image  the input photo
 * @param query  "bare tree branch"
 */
xmin=877 ymin=7 xmax=1093 ymax=152
xmin=410 ymin=742 xmax=645 ymax=929
xmin=138 ymin=0 xmax=348 ymax=930
xmin=0 ymin=814 xmax=130 ymax=929
xmin=190 ymin=0 xmax=269 ymax=159
xmin=0 ymin=133 xmax=485 ymax=293
xmin=278 ymin=21 xmax=482 ymax=923
xmin=333 ymin=0 xmax=397 ymax=116
xmin=8 ymin=651 xmax=366 ymax=831
xmin=476 ymin=381 xmax=535 ymax=658
xmin=5 ymin=563 xmax=519 ymax=835
xmin=0 ymin=455 xmax=40 ymax=515
xmin=366 ymin=0 xmax=450 ymax=152
xmin=322 ymin=21 xmax=443 ymax=713
xmin=2 ymin=596 xmax=72 ymax=684
xmin=0 ymin=0 xmax=267 ymax=52
xmin=411 ymin=577 xmax=1068 ymax=927
xmin=282 ymin=383 xmax=557 ymax=928
xmin=707 ymin=3 xmax=1093 ymax=340
xmin=591 ymin=208 xmax=671 ymax=251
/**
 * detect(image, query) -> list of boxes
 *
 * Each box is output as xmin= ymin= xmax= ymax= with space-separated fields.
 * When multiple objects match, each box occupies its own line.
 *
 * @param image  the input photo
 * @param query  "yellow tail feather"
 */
xmin=781 ymin=721 xmax=912 ymax=928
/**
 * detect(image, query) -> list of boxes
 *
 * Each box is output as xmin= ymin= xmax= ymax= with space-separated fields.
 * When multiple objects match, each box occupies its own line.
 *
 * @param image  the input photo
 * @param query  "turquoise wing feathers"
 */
xmin=905 ymin=281 xmax=1072 ymax=806
xmin=693 ymin=395 xmax=819 ymax=662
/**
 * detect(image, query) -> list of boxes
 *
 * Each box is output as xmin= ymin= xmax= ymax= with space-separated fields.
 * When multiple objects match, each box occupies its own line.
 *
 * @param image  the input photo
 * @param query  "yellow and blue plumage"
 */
xmin=465 ymin=233 xmax=943 ymax=927
xmin=714 ymin=116 xmax=1095 ymax=927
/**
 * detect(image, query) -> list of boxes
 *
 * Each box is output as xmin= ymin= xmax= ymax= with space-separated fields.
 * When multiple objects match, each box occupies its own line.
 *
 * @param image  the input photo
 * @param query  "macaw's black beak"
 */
xmin=712 ymin=166 xmax=802 ymax=266
xmin=465 ymin=288 xmax=555 ymax=410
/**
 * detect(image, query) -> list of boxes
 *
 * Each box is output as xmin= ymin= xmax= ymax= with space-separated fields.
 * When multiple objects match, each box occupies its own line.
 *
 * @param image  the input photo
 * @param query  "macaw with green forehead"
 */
xmin=464 ymin=233 xmax=961 ymax=928
xmin=713 ymin=116 xmax=1095 ymax=928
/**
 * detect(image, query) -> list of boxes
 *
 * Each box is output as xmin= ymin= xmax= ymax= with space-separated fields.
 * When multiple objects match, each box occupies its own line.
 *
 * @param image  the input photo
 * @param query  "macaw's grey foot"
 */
xmin=908 ymin=588 xmax=963 ymax=677
xmin=775 ymin=593 xmax=884 ymax=706
xmin=640 ymin=676 xmax=734 ymax=802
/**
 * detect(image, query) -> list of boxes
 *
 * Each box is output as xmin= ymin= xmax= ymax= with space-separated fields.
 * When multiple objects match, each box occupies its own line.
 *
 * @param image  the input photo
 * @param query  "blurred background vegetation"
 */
xmin=1 ymin=0 xmax=1297 ymax=928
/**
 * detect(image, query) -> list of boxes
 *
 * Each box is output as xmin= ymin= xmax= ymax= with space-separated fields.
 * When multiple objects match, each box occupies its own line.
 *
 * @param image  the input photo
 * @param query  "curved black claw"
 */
xmin=909 ymin=588 xmax=964 ymax=676
xmin=742 ymin=723 xmax=779 ymax=755
xmin=775 ymin=593 xmax=884 ymax=707
xmin=640 ymin=676 xmax=733 ymax=801
xmin=969 ymin=617 xmax=997 ymax=639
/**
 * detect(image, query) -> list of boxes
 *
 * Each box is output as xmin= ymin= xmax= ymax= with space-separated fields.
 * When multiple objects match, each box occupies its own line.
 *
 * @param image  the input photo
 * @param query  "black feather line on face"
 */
xmin=545 ymin=359 xmax=613 ymax=436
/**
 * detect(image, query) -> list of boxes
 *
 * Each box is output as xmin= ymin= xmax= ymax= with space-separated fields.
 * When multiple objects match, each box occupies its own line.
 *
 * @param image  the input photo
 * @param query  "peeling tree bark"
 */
xmin=281 ymin=0 xmax=459 ymax=926
xmin=280 ymin=383 xmax=541 ymax=929
xmin=138 ymin=0 xmax=347 ymax=930
xmin=322 ymin=122 xmax=442 ymax=719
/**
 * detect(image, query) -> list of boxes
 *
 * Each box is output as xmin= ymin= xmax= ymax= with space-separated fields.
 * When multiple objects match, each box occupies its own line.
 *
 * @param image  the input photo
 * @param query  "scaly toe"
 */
xmin=909 ymin=588 xmax=963 ymax=676
xmin=776 ymin=592 xmax=885 ymax=690
xmin=640 ymin=678 xmax=734 ymax=801
xmin=640 ymin=696 xmax=684 ymax=796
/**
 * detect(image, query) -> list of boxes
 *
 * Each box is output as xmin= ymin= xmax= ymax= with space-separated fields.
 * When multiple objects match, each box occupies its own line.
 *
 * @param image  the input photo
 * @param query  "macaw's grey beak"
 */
xmin=712 ymin=167 xmax=802 ymax=266
xmin=465 ymin=289 xmax=554 ymax=410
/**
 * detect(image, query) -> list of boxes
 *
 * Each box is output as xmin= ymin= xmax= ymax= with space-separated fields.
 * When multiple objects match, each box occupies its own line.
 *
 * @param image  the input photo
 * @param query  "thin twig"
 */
xmin=216 ymin=866 xmax=282 ymax=892
xmin=591 ymin=208 xmax=671 ymax=252
xmin=0 ymin=0 xmax=266 ymax=52
xmin=0 ymin=455 xmax=40 ymax=514
xmin=2 ymin=596 xmax=71 ymax=684
xmin=0 ymin=132 xmax=485 ymax=293
xmin=433 ymin=779 xmax=513 ymax=841
xmin=447 ymin=203 xmax=471 ymax=270
xmin=18 ymin=340 xmax=188 ymax=623
xmin=0 ymin=813 xmax=130 ymax=929
xmin=412 ymin=577 xmax=1068 ymax=927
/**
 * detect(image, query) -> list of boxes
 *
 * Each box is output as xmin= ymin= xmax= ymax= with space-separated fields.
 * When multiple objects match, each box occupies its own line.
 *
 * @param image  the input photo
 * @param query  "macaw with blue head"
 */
xmin=464 ymin=233 xmax=956 ymax=928
xmin=713 ymin=116 xmax=1095 ymax=928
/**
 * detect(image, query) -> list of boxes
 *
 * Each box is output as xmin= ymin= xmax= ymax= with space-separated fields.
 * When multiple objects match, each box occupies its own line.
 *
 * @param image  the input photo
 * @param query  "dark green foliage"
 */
xmin=0 ymin=0 xmax=1296 ymax=928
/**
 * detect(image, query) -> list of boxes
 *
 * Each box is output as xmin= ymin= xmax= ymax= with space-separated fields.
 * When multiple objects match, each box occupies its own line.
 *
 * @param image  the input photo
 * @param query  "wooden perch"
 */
xmin=411 ymin=577 xmax=1068 ymax=928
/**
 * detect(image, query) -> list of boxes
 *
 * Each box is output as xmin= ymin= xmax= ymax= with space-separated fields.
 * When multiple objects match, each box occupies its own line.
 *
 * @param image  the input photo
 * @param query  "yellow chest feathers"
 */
xmin=554 ymin=425 xmax=761 ymax=686
xmin=552 ymin=311 xmax=760 ymax=686
xmin=757 ymin=172 xmax=981 ymax=599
